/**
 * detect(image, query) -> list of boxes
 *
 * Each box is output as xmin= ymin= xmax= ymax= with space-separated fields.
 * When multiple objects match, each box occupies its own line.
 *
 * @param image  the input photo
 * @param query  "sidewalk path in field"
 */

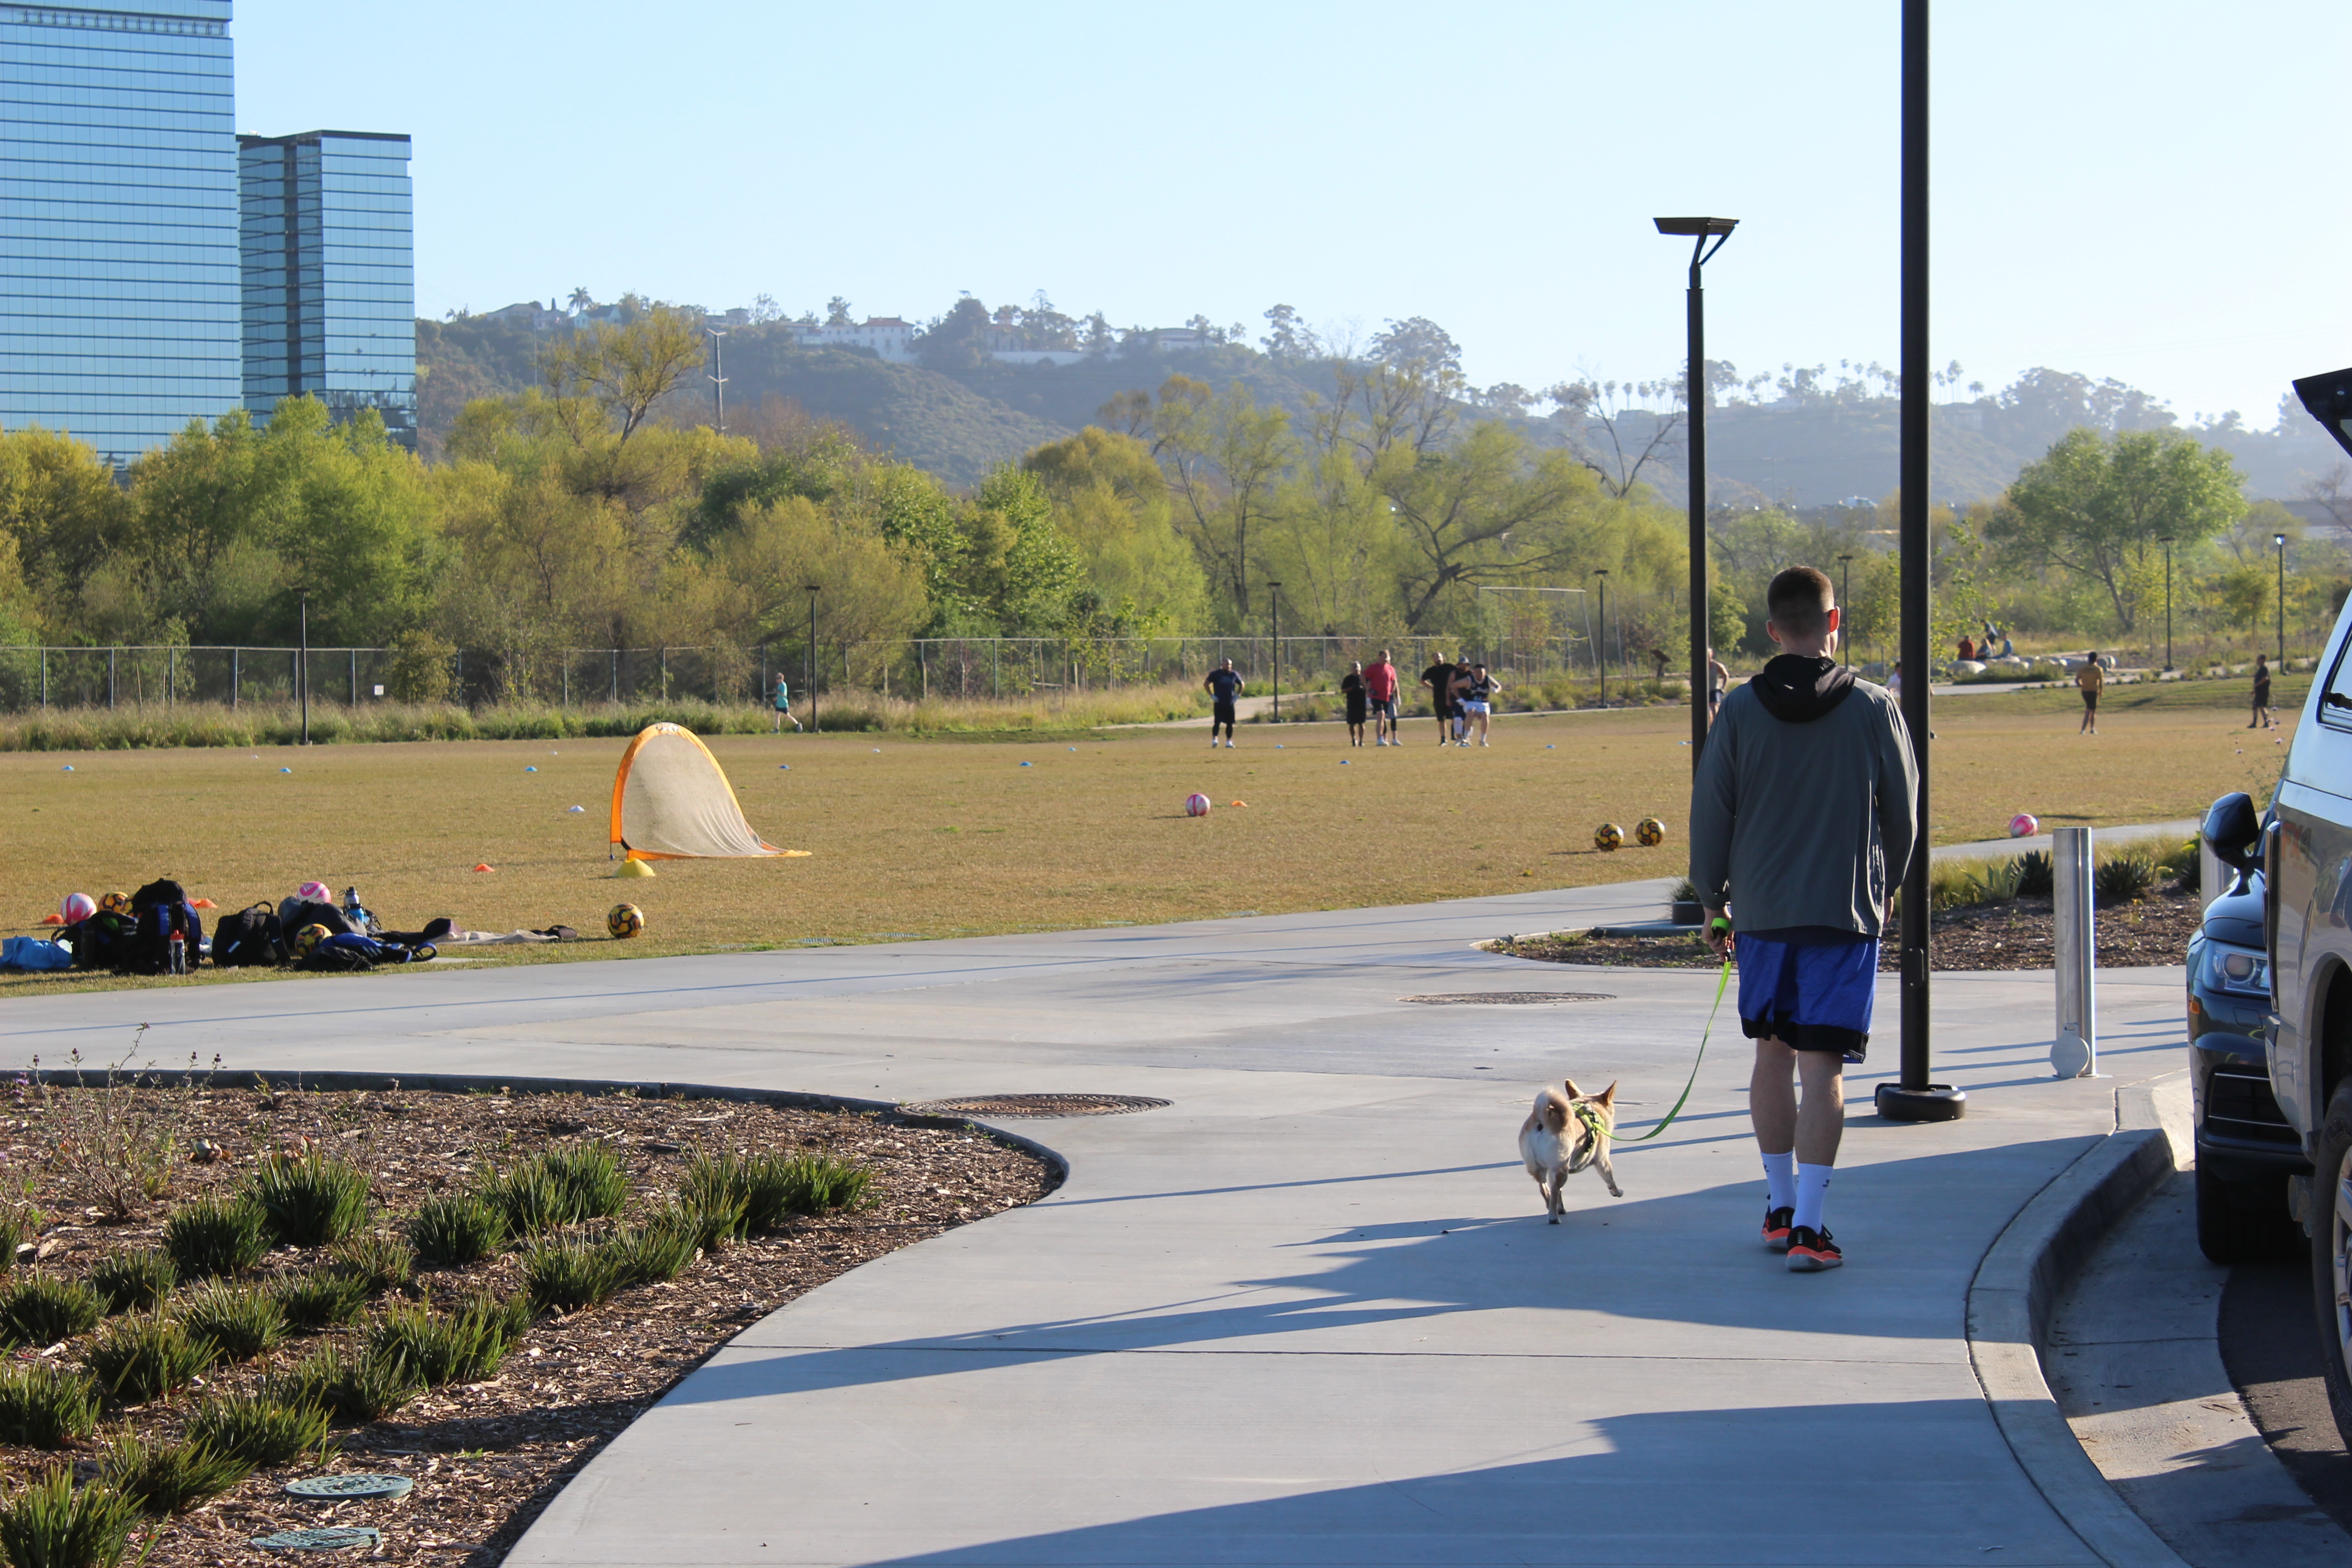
xmin=0 ymin=880 xmax=2190 ymax=1565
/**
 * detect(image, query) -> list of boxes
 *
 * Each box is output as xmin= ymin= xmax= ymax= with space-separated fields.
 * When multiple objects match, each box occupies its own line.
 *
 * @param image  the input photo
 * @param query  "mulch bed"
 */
xmin=1492 ymin=888 xmax=2204 ymax=973
xmin=0 ymin=1079 xmax=1054 ymax=1564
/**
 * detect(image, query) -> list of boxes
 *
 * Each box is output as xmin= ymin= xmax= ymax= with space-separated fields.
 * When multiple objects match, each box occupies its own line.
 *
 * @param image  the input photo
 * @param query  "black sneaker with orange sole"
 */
xmin=1786 ymin=1225 xmax=1842 ymax=1271
xmin=1761 ymin=1206 xmax=1794 ymax=1250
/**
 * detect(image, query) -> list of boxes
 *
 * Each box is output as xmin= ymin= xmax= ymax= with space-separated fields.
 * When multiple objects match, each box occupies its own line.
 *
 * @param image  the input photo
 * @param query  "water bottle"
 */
xmin=342 ymin=887 xmax=377 ymax=936
xmin=167 ymin=927 xmax=186 ymax=976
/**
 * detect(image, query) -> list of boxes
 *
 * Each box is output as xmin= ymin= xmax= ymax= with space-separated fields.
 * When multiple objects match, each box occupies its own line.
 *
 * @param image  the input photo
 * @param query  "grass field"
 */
xmin=0 ymin=685 xmax=2295 ymax=994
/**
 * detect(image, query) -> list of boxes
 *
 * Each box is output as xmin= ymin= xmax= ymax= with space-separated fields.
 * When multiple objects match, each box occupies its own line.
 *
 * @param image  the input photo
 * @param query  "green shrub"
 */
xmin=685 ymin=1151 xmax=874 ymax=1235
xmin=2094 ymin=847 xmax=2157 ymax=905
xmin=611 ymin=1205 xmax=701 ymax=1287
xmin=0 ymin=1363 xmax=100 ymax=1447
xmin=541 ymin=1145 xmax=631 ymax=1222
xmin=247 ymin=1150 xmax=370 ymax=1248
xmin=162 ymin=1196 xmax=268 ymax=1279
xmin=364 ymin=1292 xmax=527 ymax=1388
xmin=0 ymin=1275 xmax=104 ymax=1347
xmin=0 ymin=1467 xmax=139 ymax=1568
xmin=84 ymin=1313 xmax=208 ymax=1405
xmin=521 ymin=1233 xmax=623 ymax=1316
xmin=407 ymin=1192 xmax=507 ymax=1269
xmin=176 ymin=1282 xmax=285 ymax=1364
xmin=88 ymin=1252 xmax=174 ymax=1316
xmin=0 ymin=1211 xmax=22 ymax=1275
xmin=2157 ymin=833 xmax=2201 ymax=884
xmin=269 ymin=1269 xmax=369 ymax=1333
xmin=184 ymin=1391 xmax=333 ymax=1469
xmin=329 ymin=1231 xmax=416 ymax=1294
xmin=2014 ymin=850 xmax=2054 ymax=898
xmin=480 ymin=1161 xmax=569 ymax=1239
xmin=98 ymin=1430 xmax=251 ymax=1516
xmin=264 ymin=1342 xmax=420 ymax=1426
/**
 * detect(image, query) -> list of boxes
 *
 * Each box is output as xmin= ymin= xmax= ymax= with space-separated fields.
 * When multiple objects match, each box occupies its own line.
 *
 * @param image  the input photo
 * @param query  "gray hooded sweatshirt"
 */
xmin=1689 ymin=655 xmax=1919 ymax=937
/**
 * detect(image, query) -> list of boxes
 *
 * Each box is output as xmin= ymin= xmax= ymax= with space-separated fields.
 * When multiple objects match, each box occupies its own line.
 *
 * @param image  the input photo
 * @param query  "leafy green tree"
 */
xmin=1151 ymin=378 xmax=1295 ymax=621
xmin=0 ymin=424 xmax=134 ymax=637
xmin=1375 ymin=421 xmax=1609 ymax=629
xmin=1994 ymin=428 xmax=2245 ymax=632
xmin=1023 ymin=429 xmax=1206 ymax=634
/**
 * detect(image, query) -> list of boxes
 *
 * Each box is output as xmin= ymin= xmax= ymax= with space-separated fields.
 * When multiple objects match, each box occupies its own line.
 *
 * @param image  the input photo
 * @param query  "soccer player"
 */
xmin=1364 ymin=649 xmax=1401 ymax=745
xmin=1205 ymin=659 xmax=1242 ymax=748
xmin=1691 ymin=565 xmax=1918 ymax=1273
xmin=1341 ymin=662 xmax=1369 ymax=746
xmin=2077 ymin=652 xmax=2103 ymax=735
xmin=772 ymin=673 xmax=800 ymax=732
xmin=1420 ymin=653 xmax=1456 ymax=745
xmin=1459 ymin=663 xmax=1501 ymax=745
xmin=2251 ymin=652 xmax=2274 ymax=730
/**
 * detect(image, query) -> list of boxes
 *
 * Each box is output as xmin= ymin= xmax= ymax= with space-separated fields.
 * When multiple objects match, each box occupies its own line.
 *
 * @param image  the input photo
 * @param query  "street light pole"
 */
xmin=1878 ymin=0 xmax=1964 ymax=1124
xmin=1268 ymin=581 xmax=1282 ymax=723
xmin=2159 ymin=535 xmax=2175 ymax=671
xmin=1654 ymin=215 xmax=1737 ymax=773
xmin=1594 ymin=569 xmax=1609 ymax=705
xmin=299 ymin=588 xmax=310 ymax=746
xmin=1837 ymin=554 xmax=1854 ymax=666
xmin=2275 ymin=532 xmax=2288 ymax=665
xmin=805 ymin=585 xmax=821 ymax=735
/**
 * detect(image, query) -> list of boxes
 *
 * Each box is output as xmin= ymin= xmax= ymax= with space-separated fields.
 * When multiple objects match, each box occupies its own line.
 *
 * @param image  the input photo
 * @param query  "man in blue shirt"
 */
xmin=1205 ymin=659 xmax=1243 ymax=748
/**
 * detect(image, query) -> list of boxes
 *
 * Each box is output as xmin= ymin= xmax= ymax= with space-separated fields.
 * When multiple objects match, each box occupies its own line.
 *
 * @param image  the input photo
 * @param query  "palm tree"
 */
xmin=566 ymin=287 xmax=594 ymax=315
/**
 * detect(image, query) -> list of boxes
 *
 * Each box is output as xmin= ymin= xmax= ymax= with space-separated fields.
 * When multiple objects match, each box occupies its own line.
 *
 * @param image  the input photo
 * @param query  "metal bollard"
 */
xmin=2051 ymin=826 xmax=2097 ymax=1078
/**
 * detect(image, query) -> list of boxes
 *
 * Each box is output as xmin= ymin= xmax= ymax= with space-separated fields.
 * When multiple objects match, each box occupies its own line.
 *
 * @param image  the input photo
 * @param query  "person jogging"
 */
xmin=1459 ymin=662 xmax=1501 ymax=745
xmin=1706 ymin=647 xmax=1730 ymax=717
xmin=2251 ymin=652 xmax=2275 ymax=729
xmin=1420 ymin=653 xmax=1457 ymax=745
xmin=1365 ymin=649 xmax=1401 ymax=745
xmin=1691 ymin=565 xmax=1919 ymax=1274
xmin=2076 ymin=652 xmax=2104 ymax=735
xmin=772 ymin=673 xmax=801 ymax=732
xmin=1205 ymin=659 xmax=1243 ymax=748
xmin=1341 ymin=662 xmax=1369 ymax=746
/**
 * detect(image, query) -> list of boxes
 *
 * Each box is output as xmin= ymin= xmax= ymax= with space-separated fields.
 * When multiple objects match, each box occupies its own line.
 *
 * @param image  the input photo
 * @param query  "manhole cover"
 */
xmin=252 ymin=1527 xmax=382 ymax=1552
xmin=899 ymin=1093 xmax=1171 ymax=1119
xmin=286 ymin=1474 xmax=412 ymax=1500
xmin=1399 ymin=992 xmax=1616 ymax=1004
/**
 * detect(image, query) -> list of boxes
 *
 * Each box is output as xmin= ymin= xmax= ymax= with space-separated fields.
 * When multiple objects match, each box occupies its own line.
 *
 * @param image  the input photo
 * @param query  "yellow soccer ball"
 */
xmin=98 ymin=891 xmax=132 ymax=916
xmin=1593 ymin=822 xmax=1625 ymax=852
xmin=1636 ymin=817 xmax=1667 ymax=848
xmin=607 ymin=903 xmax=645 ymax=940
xmin=291 ymin=922 xmax=331 ymax=959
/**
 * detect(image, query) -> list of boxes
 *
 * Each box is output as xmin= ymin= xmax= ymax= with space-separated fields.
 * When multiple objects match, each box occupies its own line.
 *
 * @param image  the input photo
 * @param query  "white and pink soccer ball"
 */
xmin=1185 ymin=793 xmax=1212 ymax=818
xmin=2008 ymin=813 xmax=2039 ymax=839
xmin=60 ymin=892 xmax=95 ymax=923
xmin=297 ymin=880 xmax=331 ymax=903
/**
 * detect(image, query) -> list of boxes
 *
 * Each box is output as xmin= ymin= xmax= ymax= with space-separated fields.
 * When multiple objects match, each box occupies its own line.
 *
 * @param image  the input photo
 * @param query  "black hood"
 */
xmin=1750 ymin=654 xmax=1855 ymax=723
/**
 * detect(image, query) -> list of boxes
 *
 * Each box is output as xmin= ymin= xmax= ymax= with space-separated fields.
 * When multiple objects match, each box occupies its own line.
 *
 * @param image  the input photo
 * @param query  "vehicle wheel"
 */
xmin=2311 ymin=1078 xmax=2352 ymax=1451
xmin=2196 ymin=1159 xmax=2298 ymax=1263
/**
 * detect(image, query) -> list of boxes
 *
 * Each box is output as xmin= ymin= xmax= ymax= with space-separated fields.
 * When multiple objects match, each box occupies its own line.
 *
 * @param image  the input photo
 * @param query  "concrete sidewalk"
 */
xmin=0 ymin=881 xmax=2190 ymax=1565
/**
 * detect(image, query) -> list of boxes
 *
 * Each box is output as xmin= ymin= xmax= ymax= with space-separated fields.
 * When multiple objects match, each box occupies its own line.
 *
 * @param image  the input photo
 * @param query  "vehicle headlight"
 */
xmin=2200 ymin=939 xmax=2270 ymax=998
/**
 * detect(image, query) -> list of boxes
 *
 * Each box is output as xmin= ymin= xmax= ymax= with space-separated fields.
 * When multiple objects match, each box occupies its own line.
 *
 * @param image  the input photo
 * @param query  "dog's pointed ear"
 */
xmin=1596 ymin=1081 xmax=1617 ymax=1107
xmin=1561 ymin=1078 xmax=1581 ymax=1100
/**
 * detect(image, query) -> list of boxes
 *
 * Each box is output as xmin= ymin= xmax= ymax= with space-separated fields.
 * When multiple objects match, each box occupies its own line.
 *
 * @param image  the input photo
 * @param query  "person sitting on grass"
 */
xmin=1691 ymin=564 xmax=1918 ymax=1274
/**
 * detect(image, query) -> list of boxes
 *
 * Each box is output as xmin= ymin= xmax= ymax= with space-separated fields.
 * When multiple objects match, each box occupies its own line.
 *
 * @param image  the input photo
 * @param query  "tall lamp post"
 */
xmin=1654 ymin=215 xmax=1737 ymax=771
xmin=706 ymin=327 xmax=728 ymax=436
xmin=1877 ymin=0 xmax=1964 ymax=1123
xmin=1837 ymin=554 xmax=1854 ymax=666
xmin=298 ymin=588 xmax=310 ymax=746
xmin=804 ymin=585 xmax=820 ymax=735
xmin=1593 ymin=568 xmax=1610 ymax=705
xmin=1267 ymin=581 xmax=1283 ymax=722
xmin=2275 ymin=532 xmax=2288 ymax=665
xmin=2159 ymin=535 xmax=2175 ymax=671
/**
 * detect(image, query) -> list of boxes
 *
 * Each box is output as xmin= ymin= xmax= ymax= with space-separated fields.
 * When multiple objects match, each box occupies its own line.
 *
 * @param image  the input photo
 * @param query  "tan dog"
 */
xmin=1518 ymin=1078 xmax=1622 ymax=1222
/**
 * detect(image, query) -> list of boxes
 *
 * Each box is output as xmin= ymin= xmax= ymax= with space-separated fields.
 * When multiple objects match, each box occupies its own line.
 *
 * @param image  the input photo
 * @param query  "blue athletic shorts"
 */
xmin=1735 ymin=935 xmax=1880 ymax=1061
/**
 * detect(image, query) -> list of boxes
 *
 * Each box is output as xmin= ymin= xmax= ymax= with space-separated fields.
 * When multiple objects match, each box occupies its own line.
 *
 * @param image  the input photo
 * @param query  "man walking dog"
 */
xmin=1691 ymin=566 xmax=1918 ymax=1272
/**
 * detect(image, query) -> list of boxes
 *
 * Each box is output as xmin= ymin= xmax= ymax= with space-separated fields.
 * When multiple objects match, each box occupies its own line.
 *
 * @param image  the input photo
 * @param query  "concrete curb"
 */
xmin=1965 ymin=1083 xmax=2188 ymax=1568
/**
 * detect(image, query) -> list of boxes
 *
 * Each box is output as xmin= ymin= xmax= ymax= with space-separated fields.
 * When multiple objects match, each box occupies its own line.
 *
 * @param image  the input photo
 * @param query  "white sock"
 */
xmin=1794 ymin=1163 xmax=1833 ymax=1231
xmin=1761 ymin=1151 xmax=1796 ymax=1214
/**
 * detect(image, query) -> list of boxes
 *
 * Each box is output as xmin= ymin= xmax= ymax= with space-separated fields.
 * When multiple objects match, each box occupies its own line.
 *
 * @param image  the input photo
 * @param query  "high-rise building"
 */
xmin=0 ymin=1 xmax=244 ymax=466
xmin=238 ymin=130 xmax=416 ymax=449
xmin=0 ymin=3 xmax=415 ymax=464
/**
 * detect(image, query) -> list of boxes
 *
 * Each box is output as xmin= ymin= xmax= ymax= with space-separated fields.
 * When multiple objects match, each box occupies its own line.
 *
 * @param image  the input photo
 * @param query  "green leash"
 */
xmin=1574 ymin=919 xmax=1733 ymax=1146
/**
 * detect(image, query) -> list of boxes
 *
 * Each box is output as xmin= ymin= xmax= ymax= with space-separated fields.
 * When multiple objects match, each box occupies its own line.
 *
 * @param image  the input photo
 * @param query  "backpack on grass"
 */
xmin=211 ymin=902 xmax=286 ymax=968
xmin=129 ymin=879 xmax=201 ymax=977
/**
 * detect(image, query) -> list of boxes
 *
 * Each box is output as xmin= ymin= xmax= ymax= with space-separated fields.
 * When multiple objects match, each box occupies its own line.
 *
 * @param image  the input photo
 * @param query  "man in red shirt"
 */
xmin=1363 ymin=650 xmax=1401 ymax=745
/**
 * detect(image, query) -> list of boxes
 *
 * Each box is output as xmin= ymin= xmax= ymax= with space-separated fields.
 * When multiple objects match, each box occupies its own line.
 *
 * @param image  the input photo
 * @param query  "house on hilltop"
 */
xmin=794 ymin=317 xmax=919 ymax=362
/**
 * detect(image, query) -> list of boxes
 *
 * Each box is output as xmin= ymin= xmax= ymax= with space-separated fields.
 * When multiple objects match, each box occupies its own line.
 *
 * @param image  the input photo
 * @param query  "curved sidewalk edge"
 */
xmin=1967 ymin=1077 xmax=2190 ymax=1568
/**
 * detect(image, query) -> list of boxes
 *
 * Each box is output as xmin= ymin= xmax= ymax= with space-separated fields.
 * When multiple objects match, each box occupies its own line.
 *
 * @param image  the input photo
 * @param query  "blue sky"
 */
xmin=239 ymin=0 xmax=2348 ymax=430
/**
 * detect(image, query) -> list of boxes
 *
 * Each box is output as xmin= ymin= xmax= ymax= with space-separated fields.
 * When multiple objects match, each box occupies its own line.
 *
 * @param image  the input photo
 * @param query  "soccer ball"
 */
xmin=608 ymin=903 xmax=645 ymax=939
xmin=98 ymin=891 xmax=132 ymax=916
xmin=2008 ymin=813 xmax=2039 ymax=838
xmin=291 ymin=923 xmax=331 ymax=959
xmin=1636 ymin=817 xmax=1668 ymax=848
xmin=60 ymin=893 xmax=95 ymax=924
xmin=1185 ymin=793 xmax=1212 ymax=818
xmin=1593 ymin=823 xmax=1625 ymax=852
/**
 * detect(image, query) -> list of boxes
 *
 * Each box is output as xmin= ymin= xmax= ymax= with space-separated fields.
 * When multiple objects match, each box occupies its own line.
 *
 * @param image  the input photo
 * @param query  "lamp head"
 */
xmin=1653 ymin=216 xmax=1739 ymax=237
xmin=2276 ymin=534 xmax=2288 ymax=547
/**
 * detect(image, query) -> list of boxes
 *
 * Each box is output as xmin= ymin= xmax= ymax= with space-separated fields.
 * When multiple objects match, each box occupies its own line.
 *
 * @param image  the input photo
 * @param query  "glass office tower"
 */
xmin=0 ymin=2 xmax=244 ymax=466
xmin=238 ymin=130 xmax=415 ymax=449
